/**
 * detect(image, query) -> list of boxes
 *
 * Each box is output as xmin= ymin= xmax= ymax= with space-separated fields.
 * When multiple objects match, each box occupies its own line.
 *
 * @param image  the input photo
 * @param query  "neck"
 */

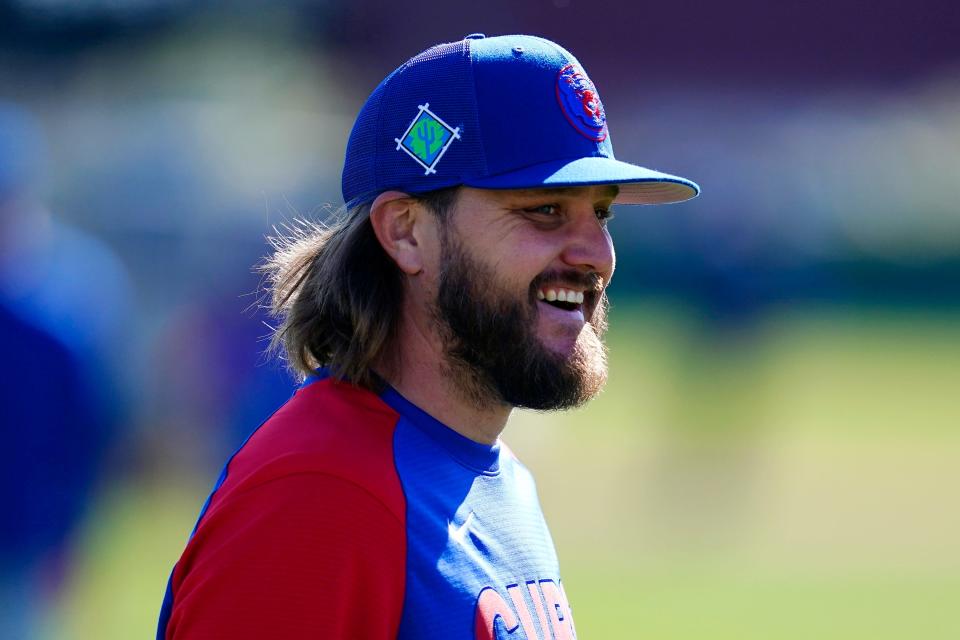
xmin=378 ymin=307 xmax=511 ymax=446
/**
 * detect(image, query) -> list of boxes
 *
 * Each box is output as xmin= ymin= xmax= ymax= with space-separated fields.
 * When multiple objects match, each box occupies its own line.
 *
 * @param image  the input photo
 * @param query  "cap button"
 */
xmin=464 ymin=33 xmax=486 ymax=40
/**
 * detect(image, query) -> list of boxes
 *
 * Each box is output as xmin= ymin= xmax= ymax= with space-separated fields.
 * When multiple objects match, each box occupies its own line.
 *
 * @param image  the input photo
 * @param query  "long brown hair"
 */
xmin=260 ymin=187 xmax=458 ymax=389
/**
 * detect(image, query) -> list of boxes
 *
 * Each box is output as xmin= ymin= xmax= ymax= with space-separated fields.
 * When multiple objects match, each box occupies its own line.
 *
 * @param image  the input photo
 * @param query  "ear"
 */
xmin=369 ymin=191 xmax=424 ymax=275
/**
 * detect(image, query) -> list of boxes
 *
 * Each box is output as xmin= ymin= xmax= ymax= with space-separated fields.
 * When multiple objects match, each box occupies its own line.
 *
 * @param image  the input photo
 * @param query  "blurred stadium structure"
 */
xmin=1 ymin=1 xmax=958 ymax=638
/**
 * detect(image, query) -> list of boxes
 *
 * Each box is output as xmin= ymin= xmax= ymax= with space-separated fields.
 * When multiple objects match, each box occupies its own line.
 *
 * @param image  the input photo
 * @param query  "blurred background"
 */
xmin=1 ymin=0 xmax=958 ymax=637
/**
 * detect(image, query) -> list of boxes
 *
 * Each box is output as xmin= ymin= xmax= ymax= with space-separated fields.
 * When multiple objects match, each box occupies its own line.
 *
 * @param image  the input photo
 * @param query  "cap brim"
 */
xmin=464 ymin=156 xmax=699 ymax=205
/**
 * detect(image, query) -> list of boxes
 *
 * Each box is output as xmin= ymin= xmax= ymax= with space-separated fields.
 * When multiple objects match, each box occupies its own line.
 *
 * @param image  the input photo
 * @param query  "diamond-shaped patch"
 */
xmin=395 ymin=103 xmax=461 ymax=175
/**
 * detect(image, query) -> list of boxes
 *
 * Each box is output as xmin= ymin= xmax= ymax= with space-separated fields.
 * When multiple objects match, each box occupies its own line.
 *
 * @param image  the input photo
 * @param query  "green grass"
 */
xmin=562 ymin=563 xmax=960 ymax=639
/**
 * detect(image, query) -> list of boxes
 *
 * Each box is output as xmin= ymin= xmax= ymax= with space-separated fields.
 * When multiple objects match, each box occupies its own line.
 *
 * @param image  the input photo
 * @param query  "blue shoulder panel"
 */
xmin=382 ymin=387 xmax=574 ymax=639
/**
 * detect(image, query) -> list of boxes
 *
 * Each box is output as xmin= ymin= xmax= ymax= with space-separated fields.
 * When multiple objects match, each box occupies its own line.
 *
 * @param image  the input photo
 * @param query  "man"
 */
xmin=158 ymin=33 xmax=697 ymax=639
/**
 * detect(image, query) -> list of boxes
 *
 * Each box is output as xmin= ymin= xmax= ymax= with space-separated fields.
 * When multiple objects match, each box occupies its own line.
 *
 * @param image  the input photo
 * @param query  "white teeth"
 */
xmin=537 ymin=288 xmax=586 ymax=305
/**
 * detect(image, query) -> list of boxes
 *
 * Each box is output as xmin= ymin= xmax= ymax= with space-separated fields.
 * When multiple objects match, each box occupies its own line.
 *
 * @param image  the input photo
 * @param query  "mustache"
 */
xmin=530 ymin=269 xmax=605 ymax=294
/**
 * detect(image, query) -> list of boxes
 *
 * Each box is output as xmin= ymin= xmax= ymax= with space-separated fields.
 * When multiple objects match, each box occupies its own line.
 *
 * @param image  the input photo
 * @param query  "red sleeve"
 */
xmin=166 ymin=473 xmax=406 ymax=639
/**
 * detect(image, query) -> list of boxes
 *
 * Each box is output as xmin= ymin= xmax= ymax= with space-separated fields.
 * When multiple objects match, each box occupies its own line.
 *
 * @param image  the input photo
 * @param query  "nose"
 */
xmin=559 ymin=207 xmax=616 ymax=283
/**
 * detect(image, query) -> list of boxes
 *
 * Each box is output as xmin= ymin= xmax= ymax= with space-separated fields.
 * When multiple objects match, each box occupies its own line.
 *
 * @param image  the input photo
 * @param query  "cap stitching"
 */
xmin=464 ymin=38 xmax=489 ymax=178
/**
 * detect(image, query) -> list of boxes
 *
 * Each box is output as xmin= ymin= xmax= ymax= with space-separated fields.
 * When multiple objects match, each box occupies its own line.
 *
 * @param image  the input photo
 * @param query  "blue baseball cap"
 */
xmin=342 ymin=33 xmax=699 ymax=207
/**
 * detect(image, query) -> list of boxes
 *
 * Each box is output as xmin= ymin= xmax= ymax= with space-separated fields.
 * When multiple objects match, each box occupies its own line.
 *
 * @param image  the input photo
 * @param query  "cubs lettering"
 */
xmin=474 ymin=580 xmax=576 ymax=639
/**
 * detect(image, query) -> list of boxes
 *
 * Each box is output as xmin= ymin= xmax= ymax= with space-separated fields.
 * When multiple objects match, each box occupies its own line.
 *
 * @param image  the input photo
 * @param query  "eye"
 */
xmin=595 ymin=207 xmax=614 ymax=224
xmin=524 ymin=204 xmax=561 ymax=217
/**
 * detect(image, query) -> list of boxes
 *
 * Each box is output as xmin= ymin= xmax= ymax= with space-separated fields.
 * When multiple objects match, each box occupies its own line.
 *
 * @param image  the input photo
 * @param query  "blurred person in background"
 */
xmin=0 ymin=301 xmax=98 ymax=639
xmin=0 ymin=102 xmax=129 ymax=638
xmin=158 ymin=34 xmax=697 ymax=639
xmin=0 ymin=103 xmax=134 ymax=421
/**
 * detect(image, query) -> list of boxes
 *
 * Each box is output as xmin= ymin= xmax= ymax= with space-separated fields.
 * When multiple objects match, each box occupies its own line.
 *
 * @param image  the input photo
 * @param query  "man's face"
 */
xmin=430 ymin=185 xmax=617 ymax=410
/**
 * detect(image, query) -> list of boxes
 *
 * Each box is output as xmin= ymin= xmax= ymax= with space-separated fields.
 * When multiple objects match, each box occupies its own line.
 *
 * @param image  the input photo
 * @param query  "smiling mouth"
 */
xmin=536 ymin=287 xmax=586 ymax=313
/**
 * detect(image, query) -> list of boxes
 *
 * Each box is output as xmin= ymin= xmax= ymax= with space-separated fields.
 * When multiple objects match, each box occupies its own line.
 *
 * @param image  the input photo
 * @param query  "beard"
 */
xmin=433 ymin=233 xmax=609 ymax=411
